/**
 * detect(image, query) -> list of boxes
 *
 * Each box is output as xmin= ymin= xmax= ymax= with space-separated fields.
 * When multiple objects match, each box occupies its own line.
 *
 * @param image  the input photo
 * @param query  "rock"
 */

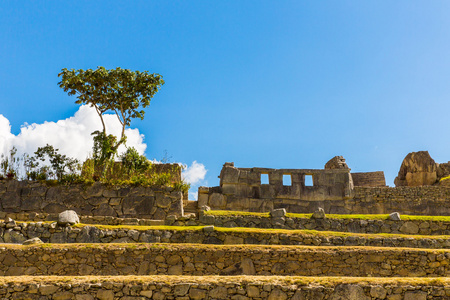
xmin=76 ymin=226 xmax=101 ymax=243
xmin=270 ymin=208 xmax=286 ymax=218
xmin=394 ymin=151 xmax=437 ymax=186
xmin=325 ymin=156 xmax=350 ymax=170
xmin=39 ymin=285 xmax=59 ymax=295
xmin=268 ymin=289 xmax=288 ymax=300
xmin=389 ymin=212 xmax=401 ymax=221
xmin=57 ymin=210 xmax=79 ymax=226
xmin=330 ymin=284 xmax=369 ymax=300
xmin=400 ymin=222 xmax=419 ymax=234
xmin=3 ymin=229 xmax=26 ymax=244
xmin=404 ymin=291 xmax=427 ymax=300
xmin=22 ymin=237 xmax=43 ymax=245
xmin=174 ymin=283 xmax=190 ymax=296
xmin=200 ymin=205 xmax=211 ymax=212
xmin=209 ymin=287 xmax=228 ymax=299
xmin=370 ymin=286 xmax=386 ymax=299
xmin=247 ymin=286 xmax=260 ymax=298
xmin=96 ymin=289 xmax=114 ymax=300
xmin=189 ymin=288 xmax=207 ymax=300
xmin=312 ymin=207 xmax=326 ymax=219
xmin=203 ymin=225 xmax=215 ymax=232
xmin=241 ymin=258 xmax=255 ymax=275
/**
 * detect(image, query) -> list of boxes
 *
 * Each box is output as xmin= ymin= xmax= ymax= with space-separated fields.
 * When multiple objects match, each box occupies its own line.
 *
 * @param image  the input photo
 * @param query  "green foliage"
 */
xmin=58 ymin=67 xmax=164 ymax=167
xmin=120 ymin=147 xmax=151 ymax=175
xmin=0 ymin=147 xmax=20 ymax=179
xmin=25 ymin=144 xmax=80 ymax=181
xmin=91 ymin=131 xmax=120 ymax=166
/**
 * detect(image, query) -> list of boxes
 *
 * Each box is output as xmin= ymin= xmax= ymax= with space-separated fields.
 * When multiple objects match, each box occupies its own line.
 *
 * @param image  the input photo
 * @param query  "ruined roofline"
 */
xmin=234 ymin=167 xmax=351 ymax=174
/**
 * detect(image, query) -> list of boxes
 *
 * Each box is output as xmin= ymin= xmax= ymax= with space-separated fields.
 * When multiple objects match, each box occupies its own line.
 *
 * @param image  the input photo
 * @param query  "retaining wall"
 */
xmin=192 ymin=213 xmax=450 ymax=235
xmin=0 ymin=244 xmax=450 ymax=277
xmin=199 ymin=185 xmax=450 ymax=215
xmin=0 ymin=277 xmax=446 ymax=300
xmin=4 ymin=221 xmax=450 ymax=249
xmin=0 ymin=180 xmax=183 ymax=219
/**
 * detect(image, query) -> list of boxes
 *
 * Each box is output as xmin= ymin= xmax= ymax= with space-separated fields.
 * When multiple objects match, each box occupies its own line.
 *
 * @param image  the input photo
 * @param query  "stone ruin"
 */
xmin=0 ymin=153 xmax=449 ymax=299
xmin=198 ymin=156 xmax=386 ymax=213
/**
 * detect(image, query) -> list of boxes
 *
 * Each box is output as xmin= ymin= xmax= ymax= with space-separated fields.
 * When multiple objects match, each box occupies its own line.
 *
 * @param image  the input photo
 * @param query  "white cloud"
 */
xmin=0 ymin=105 xmax=146 ymax=161
xmin=0 ymin=106 xmax=208 ymax=200
xmin=182 ymin=161 xmax=207 ymax=186
xmin=182 ymin=161 xmax=207 ymax=200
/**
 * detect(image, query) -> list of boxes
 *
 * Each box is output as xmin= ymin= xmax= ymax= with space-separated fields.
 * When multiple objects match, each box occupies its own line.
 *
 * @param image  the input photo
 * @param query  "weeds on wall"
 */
xmin=0 ymin=145 xmax=190 ymax=193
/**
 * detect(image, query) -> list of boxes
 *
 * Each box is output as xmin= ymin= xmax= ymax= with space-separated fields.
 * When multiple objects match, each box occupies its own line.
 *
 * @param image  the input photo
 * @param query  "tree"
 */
xmin=58 ymin=67 xmax=164 ymax=165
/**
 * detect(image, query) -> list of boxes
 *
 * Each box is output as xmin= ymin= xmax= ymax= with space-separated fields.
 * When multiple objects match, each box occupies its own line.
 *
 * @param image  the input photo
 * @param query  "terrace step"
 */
xmin=3 ymin=222 xmax=450 ymax=249
xmin=0 ymin=275 xmax=448 ymax=299
xmin=1 ymin=244 xmax=449 ymax=277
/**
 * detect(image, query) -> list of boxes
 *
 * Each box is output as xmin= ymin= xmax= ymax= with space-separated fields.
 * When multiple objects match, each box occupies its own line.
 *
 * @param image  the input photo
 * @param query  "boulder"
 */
xmin=325 ymin=156 xmax=350 ymax=170
xmin=270 ymin=208 xmax=286 ymax=218
xmin=312 ymin=207 xmax=326 ymax=219
xmin=394 ymin=151 xmax=437 ymax=186
xmin=23 ymin=237 xmax=43 ymax=245
xmin=389 ymin=212 xmax=401 ymax=221
xmin=57 ymin=210 xmax=80 ymax=226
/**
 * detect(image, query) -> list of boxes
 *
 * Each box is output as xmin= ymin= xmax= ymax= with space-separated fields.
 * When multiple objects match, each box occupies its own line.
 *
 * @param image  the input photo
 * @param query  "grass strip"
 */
xmin=0 ymin=275 xmax=448 ymax=286
xmin=3 ymin=242 xmax=448 ymax=253
xmin=206 ymin=210 xmax=450 ymax=222
xmin=68 ymin=223 xmax=450 ymax=240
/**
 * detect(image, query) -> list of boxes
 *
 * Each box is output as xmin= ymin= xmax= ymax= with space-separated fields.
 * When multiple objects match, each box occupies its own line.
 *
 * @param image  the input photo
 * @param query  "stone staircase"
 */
xmin=1 ymin=210 xmax=450 ymax=299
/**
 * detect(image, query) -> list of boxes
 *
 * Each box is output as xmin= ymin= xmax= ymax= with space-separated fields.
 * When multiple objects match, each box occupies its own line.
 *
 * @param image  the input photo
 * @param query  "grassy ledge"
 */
xmin=205 ymin=210 xmax=450 ymax=222
xmin=0 ymin=275 xmax=449 ymax=286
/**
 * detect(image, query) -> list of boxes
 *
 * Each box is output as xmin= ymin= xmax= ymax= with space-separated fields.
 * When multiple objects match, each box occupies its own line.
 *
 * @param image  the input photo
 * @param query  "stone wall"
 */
xmin=351 ymin=171 xmax=386 ymax=187
xmin=0 ymin=180 xmax=183 ymax=219
xmin=0 ymin=244 xmax=449 ymax=277
xmin=3 ymin=221 xmax=450 ymax=249
xmin=352 ymin=186 xmax=450 ymax=215
xmin=192 ymin=213 xmax=450 ymax=235
xmin=199 ymin=162 xmax=354 ymax=212
xmin=200 ymin=166 xmax=450 ymax=214
xmin=0 ymin=277 xmax=445 ymax=300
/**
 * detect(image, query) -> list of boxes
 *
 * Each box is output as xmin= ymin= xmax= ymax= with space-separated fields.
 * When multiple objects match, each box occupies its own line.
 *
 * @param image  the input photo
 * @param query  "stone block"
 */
xmin=197 ymin=193 xmax=209 ymax=208
xmin=92 ymin=204 xmax=117 ymax=217
xmin=210 ymin=193 xmax=226 ymax=209
xmin=220 ymin=166 xmax=240 ymax=184
xmin=1 ymin=191 xmax=21 ymax=209
xmin=270 ymin=208 xmax=286 ymax=218
xmin=400 ymin=222 xmax=419 ymax=234
xmin=222 ymin=184 xmax=237 ymax=195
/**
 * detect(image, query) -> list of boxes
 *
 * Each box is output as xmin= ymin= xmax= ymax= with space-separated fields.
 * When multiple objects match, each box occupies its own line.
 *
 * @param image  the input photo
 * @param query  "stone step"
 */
xmin=3 ymin=222 xmax=450 ymax=250
xmin=0 ymin=275 xmax=448 ymax=299
xmin=1 ymin=243 xmax=450 ymax=277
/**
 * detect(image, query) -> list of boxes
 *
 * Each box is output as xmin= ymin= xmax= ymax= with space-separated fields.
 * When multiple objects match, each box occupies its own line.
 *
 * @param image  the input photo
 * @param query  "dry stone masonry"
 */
xmin=0 ymin=180 xmax=183 ymax=219
xmin=1 ymin=152 xmax=450 ymax=299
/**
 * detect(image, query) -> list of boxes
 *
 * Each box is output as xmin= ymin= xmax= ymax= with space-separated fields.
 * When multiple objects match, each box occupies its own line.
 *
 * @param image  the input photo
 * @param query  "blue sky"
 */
xmin=1 ymin=1 xmax=450 ymax=193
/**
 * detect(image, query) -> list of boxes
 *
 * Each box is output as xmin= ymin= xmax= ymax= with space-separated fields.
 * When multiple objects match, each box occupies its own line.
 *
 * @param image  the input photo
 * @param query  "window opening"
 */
xmin=283 ymin=174 xmax=292 ymax=186
xmin=260 ymin=173 xmax=269 ymax=184
xmin=305 ymin=175 xmax=313 ymax=186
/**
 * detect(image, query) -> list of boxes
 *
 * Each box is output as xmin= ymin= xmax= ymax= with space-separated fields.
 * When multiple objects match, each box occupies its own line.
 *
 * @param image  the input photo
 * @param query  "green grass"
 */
xmin=206 ymin=210 xmax=450 ymax=222
xmin=72 ymin=223 xmax=205 ymax=231
xmin=204 ymin=210 xmax=270 ymax=217
xmin=68 ymin=223 xmax=450 ymax=240
xmin=440 ymin=175 xmax=450 ymax=182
